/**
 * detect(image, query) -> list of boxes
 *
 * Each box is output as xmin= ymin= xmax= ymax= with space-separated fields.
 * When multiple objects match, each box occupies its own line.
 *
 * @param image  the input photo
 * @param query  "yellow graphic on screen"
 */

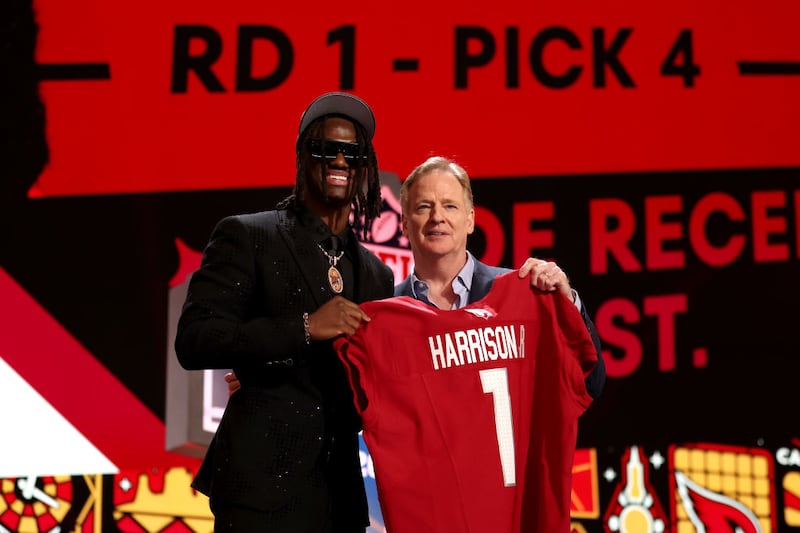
xmin=114 ymin=467 xmax=212 ymax=532
xmin=783 ymin=471 xmax=800 ymax=526
xmin=671 ymin=445 xmax=774 ymax=532
xmin=0 ymin=476 xmax=72 ymax=532
xmin=605 ymin=445 xmax=667 ymax=533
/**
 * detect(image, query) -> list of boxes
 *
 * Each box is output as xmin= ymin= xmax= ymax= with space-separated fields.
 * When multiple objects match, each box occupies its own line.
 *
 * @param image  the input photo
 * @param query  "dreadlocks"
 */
xmin=278 ymin=114 xmax=382 ymax=240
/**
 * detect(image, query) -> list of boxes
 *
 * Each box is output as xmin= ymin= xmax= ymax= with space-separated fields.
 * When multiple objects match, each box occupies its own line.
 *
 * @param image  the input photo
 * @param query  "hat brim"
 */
xmin=298 ymin=92 xmax=375 ymax=140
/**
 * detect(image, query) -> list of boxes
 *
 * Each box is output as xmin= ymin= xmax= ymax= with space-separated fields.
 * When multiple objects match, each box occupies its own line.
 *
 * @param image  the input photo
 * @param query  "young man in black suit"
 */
xmin=175 ymin=92 xmax=394 ymax=532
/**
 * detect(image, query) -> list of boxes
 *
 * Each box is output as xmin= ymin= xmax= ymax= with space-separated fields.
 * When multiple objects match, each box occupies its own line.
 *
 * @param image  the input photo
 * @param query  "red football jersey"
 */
xmin=334 ymin=272 xmax=598 ymax=533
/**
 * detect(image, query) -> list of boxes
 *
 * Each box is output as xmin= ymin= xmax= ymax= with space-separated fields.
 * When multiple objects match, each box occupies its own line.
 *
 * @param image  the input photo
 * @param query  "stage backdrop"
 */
xmin=1 ymin=0 xmax=798 ymax=531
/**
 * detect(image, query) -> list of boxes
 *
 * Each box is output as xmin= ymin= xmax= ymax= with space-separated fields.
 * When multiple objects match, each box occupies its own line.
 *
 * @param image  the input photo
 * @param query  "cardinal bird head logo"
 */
xmin=675 ymin=471 xmax=762 ymax=533
xmin=464 ymin=307 xmax=496 ymax=319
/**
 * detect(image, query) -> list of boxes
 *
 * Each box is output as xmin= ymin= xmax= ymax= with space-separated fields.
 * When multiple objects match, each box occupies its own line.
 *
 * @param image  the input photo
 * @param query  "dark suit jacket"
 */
xmin=394 ymin=259 xmax=606 ymax=398
xmin=175 ymin=206 xmax=394 ymax=530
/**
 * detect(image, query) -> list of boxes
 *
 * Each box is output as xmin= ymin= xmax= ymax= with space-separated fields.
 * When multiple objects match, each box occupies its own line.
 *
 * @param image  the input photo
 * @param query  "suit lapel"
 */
xmin=274 ymin=210 xmax=330 ymax=308
xmin=355 ymin=243 xmax=378 ymax=302
xmin=469 ymin=261 xmax=497 ymax=303
xmin=395 ymin=277 xmax=413 ymax=298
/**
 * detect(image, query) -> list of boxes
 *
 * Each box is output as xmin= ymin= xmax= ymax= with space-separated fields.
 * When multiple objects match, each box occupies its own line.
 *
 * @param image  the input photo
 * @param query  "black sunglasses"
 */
xmin=307 ymin=139 xmax=368 ymax=167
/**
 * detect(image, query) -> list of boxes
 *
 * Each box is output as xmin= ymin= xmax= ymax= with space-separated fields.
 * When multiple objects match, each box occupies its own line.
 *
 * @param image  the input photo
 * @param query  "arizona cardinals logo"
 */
xmin=464 ymin=308 xmax=495 ymax=319
xmin=675 ymin=471 xmax=762 ymax=533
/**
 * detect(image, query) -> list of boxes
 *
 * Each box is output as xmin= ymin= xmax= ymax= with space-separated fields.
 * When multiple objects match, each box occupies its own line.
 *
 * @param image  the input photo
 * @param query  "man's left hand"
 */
xmin=518 ymin=258 xmax=575 ymax=303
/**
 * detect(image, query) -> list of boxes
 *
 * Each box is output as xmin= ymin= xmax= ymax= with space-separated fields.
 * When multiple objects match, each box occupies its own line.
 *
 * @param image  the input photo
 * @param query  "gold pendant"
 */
xmin=328 ymin=266 xmax=343 ymax=294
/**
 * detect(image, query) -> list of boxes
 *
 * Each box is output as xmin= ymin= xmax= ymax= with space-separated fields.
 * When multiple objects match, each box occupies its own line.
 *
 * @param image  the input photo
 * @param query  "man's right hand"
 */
xmin=307 ymin=296 xmax=371 ymax=339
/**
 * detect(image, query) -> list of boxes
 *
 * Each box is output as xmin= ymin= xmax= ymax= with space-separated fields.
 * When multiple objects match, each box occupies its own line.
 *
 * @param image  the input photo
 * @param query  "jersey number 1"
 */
xmin=480 ymin=367 xmax=516 ymax=487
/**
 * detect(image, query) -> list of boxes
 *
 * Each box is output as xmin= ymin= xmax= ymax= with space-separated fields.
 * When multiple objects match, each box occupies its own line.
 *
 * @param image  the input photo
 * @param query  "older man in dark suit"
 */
xmin=175 ymin=92 xmax=393 ymax=532
xmin=394 ymin=156 xmax=605 ymax=398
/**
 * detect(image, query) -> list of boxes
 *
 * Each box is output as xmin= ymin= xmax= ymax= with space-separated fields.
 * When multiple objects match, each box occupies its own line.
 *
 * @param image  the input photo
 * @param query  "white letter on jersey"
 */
xmin=429 ymin=335 xmax=445 ymax=370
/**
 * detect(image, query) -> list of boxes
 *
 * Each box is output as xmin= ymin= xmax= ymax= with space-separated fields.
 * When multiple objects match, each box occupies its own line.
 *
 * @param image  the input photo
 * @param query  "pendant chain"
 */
xmin=318 ymin=243 xmax=344 ymax=266
xmin=319 ymin=242 xmax=345 ymax=294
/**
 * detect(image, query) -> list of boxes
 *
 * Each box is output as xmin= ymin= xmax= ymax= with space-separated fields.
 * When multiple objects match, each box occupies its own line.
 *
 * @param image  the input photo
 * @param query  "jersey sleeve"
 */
xmin=551 ymin=290 xmax=598 ymax=411
xmin=333 ymin=310 xmax=375 ymax=422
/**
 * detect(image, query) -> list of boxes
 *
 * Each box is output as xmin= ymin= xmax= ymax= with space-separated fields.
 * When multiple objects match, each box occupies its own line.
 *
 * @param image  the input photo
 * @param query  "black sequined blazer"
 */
xmin=175 ymin=206 xmax=393 ymax=530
